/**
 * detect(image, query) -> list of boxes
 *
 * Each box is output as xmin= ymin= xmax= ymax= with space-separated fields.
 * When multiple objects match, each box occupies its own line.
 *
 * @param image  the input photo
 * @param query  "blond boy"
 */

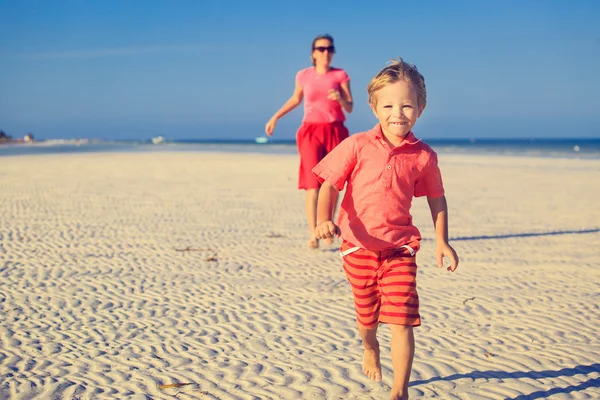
xmin=312 ymin=58 xmax=459 ymax=400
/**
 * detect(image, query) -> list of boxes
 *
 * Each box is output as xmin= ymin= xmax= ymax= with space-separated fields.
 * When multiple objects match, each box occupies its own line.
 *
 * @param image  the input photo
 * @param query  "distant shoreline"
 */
xmin=2 ymin=136 xmax=599 ymax=145
xmin=1 ymin=138 xmax=599 ymax=159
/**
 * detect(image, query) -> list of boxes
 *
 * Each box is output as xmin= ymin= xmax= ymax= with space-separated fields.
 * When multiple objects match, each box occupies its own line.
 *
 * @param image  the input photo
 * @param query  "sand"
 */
xmin=0 ymin=151 xmax=599 ymax=399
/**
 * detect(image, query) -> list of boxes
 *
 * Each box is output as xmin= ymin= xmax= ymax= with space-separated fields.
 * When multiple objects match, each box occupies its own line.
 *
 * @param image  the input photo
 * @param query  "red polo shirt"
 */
xmin=312 ymin=124 xmax=445 ymax=251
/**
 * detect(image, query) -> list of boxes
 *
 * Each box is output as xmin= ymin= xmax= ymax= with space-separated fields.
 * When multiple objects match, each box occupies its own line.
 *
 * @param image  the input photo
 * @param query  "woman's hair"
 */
xmin=310 ymin=34 xmax=334 ymax=66
xmin=367 ymin=57 xmax=427 ymax=109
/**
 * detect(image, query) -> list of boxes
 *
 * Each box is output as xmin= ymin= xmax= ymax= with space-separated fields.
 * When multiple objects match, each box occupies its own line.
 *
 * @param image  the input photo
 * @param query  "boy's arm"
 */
xmin=315 ymin=181 xmax=341 ymax=239
xmin=427 ymin=195 xmax=459 ymax=272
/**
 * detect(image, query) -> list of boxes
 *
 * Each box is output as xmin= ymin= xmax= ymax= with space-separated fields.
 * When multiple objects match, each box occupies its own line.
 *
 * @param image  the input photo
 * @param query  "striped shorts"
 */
xmin=340 ymin=240 xmax=421 ymax=328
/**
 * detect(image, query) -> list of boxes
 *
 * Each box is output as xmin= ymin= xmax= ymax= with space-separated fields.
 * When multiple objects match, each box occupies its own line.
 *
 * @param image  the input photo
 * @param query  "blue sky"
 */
xmin=1 ymin=0 xmax=599 ymax=140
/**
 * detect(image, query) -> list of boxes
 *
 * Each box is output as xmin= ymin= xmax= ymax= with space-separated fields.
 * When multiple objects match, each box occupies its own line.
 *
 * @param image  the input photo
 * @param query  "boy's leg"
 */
xmin=341 ymin=244 xmax=382 ymax=381
xmin=389 ymin=325 xmax=414 ymax=400
xmin=378 ymin=246 xmax=420 ymax=399
xmin=357 ymin=323 xmax=382 ymax=382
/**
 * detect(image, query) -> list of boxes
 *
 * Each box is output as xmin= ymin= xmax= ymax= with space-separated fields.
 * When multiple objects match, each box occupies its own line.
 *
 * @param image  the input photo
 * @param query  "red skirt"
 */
xmin=296 ymin=121 xmax=349 ymax=190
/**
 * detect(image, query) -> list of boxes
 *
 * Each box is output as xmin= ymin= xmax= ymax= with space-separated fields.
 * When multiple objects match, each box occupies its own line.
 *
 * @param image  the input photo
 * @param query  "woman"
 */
xmin=266 ymin=34 xmax=353 ymax=249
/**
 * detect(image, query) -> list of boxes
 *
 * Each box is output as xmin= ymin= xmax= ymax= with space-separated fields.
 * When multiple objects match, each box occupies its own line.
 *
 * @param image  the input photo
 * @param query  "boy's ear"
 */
xmin=417 ymin=104 xmax=426 ymax=118
xmin=369 ymin=102 xmax=377 ymax=117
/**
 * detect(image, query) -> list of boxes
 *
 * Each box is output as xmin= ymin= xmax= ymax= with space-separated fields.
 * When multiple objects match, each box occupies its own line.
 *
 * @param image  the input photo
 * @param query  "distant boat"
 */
xmin=152 ymin=136 xmax=167 ymax=145
xmin=255 ymin=137 xmax=268 ymax=144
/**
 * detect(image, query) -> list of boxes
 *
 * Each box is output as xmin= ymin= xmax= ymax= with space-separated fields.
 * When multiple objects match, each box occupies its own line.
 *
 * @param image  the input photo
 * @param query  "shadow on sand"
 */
xmin=420 ymin=228 xmax=600 ymax=242
xmin=410 ymin=363 xmax=600 ymax=399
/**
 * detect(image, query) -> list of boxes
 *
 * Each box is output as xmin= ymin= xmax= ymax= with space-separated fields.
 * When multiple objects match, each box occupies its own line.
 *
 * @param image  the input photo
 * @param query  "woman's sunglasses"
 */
xmin=314 ymin=46 xmax=335 ymax=53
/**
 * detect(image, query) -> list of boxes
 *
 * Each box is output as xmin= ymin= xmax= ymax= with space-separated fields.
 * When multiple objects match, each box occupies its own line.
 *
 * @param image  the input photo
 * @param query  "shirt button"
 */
xmin=387 ymin=165 xmax=392 ymax=170
xmin=390 ymin=151 xmax=394 ymax=155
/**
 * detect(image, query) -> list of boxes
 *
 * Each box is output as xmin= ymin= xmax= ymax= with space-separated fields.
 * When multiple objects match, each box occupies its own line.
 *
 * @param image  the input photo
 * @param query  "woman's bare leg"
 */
xmin=306 ymin=188 xmax=319 ymax=248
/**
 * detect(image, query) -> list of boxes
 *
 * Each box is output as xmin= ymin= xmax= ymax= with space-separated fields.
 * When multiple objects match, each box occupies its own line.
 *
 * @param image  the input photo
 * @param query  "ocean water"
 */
xmin=0 ymin=137 xmax=599 ymax=159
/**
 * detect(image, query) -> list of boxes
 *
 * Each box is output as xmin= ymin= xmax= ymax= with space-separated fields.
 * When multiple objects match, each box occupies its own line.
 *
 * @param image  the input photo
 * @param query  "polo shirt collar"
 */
xmin=367 ymin=124 xmax=421 ymax=147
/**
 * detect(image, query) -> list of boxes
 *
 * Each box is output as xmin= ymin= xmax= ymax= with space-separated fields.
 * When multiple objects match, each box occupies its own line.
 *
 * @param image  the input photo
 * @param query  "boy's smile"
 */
xmin=370 ymin=80 xmax=425 ymax=147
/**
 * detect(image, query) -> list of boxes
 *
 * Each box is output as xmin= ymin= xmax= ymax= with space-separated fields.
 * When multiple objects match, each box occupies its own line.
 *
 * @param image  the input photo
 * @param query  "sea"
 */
xmin=1 ymin=137 xmax=599 ymax=159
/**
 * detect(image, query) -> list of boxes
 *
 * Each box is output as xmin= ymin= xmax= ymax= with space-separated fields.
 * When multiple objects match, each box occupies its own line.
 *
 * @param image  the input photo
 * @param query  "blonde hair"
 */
xmin=367 ymin=57 xmax=426 ymax=108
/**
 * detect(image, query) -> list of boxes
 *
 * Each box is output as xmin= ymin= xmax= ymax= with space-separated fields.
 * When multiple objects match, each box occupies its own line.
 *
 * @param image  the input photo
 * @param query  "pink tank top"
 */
xmin=296 ymin=67 xmax=350 ymax=123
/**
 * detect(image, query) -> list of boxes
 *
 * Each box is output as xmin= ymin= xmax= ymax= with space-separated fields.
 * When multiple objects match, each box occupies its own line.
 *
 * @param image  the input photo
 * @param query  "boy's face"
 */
xmin=370 ymin=80 xmax=425 ymax=146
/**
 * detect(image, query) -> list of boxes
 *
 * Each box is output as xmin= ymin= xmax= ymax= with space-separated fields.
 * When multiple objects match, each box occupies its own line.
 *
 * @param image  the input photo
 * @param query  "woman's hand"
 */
xmin=327 ymin=89 xmax=342 ymax=102
xmin=265 ymin=117 xmax=277 ymax=136
xmin=328 ymin=86 xmax=353 ymax=113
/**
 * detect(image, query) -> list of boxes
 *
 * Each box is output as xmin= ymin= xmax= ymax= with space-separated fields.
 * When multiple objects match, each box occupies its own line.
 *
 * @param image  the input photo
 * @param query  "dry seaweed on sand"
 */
xmin=158 ymin=383 xmax=195 ymax=389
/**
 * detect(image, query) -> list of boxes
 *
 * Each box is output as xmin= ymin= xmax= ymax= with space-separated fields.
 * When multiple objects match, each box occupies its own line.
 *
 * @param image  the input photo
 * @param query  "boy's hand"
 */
xmin=315 ymin=220 xmax=340 ymax=240
xmin=436 ymin=242 xmax=459 ymax=272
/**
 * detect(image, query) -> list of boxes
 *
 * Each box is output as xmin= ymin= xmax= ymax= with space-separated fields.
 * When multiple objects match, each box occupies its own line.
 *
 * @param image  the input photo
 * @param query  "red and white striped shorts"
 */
xmin=340 ymin=240 xmax=421 ymax=328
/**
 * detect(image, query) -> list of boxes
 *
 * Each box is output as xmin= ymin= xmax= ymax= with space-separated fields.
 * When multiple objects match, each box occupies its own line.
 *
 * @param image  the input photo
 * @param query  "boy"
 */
xmin=312 ymin=58 xmax=459 ymax=400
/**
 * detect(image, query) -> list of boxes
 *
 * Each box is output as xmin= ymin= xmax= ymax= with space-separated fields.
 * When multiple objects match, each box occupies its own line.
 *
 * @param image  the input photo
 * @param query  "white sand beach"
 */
xmin=1 ymin=151 xmax=599 ymax=400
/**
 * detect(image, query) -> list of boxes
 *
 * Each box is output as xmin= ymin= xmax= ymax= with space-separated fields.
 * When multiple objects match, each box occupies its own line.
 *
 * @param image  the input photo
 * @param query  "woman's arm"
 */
xmin=265 ymin=79 xmax=304 ymax=135
xmin=328 ymin=80 xmax=353 ymax=114
xmin=338 ymin=80 xmax=353 ymax=113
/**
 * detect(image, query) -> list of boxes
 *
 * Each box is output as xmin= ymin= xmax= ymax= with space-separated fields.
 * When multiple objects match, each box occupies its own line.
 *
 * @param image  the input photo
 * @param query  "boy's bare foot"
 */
xmin=362 ymin=347 xmax=382 ymax=382
xmin=307 ymin=237 xmax=319 ymax=249
xmin=389 ymin=387 xmax=408 ymax=400
xmin=323 ymin=237 xmax=334 ymax=245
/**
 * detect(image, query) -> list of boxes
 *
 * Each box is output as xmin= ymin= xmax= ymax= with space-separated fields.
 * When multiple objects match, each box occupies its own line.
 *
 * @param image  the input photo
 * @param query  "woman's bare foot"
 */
xmin=363 ymin=346 xmax=382 ymax=382
xmin=307 ymin=237 xmax=319 ymax=249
